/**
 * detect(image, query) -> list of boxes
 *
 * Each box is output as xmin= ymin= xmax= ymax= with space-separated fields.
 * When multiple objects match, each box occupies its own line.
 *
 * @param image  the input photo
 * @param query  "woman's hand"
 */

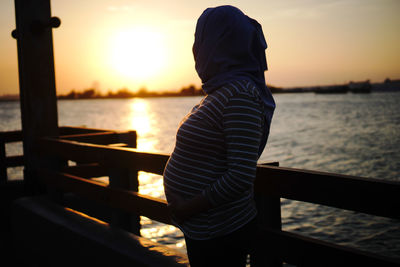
xmin=167 ymin=192 xmax=191 ymax=224
xmin=167 ymin=192 xmax=211 ymax=224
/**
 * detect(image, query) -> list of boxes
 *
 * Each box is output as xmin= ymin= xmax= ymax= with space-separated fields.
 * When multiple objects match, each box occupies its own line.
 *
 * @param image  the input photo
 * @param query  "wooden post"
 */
xmin=120 ymin=131 xmax=137 ymax=148
xmin=254 ymin=162 xmax=283 ymax=267
xmin=109 ymin=168 xmax=141 ymax=235
xmin=109 ymin=130 xmax=140 ymax=234
xmin=13 ymin=0 xmax=61 ymax=193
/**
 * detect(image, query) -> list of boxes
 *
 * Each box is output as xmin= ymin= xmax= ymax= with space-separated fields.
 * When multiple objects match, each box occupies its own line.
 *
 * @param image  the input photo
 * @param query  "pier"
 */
xmin=2 ymin=127 xmax=400 ymax=266
xmin=1 ymin=0 xmax=399 ymax=266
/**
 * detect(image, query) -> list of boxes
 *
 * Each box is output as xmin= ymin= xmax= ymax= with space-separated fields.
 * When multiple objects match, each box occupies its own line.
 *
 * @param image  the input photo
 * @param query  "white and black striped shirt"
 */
xmin=163 ymin=80 xmax=266 ymax=240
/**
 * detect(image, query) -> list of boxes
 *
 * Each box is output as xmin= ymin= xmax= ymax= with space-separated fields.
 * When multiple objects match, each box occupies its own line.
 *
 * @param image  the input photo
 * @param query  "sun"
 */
xmin=109 ymin=26 xmax=167 ymax=81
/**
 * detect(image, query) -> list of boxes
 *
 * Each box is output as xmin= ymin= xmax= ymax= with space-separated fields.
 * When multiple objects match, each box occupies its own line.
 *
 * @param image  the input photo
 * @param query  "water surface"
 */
xmin=2 ymin=92 xmax=399 ymax=258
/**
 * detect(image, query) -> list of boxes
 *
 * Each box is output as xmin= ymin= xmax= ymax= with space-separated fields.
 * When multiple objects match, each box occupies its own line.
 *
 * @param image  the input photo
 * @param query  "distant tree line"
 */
xmin=58 ymin=84 xmax=206 ymax=100
xmin=7 ymin=78 xmax=400 ymax=102
xmin=3 ymin=77 xmax=400 ymax=101
xmin=57 ymin=84 xmax=287 ymax=100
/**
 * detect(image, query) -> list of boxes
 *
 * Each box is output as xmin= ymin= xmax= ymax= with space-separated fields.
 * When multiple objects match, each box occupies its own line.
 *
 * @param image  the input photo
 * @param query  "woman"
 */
xmin=163 ymin=5 xmax=275 ymax=266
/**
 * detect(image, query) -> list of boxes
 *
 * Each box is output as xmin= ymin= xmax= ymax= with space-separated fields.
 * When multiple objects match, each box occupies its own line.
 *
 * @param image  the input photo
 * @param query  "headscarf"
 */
xmin=193 ymin=5 xmax=275 ymax=155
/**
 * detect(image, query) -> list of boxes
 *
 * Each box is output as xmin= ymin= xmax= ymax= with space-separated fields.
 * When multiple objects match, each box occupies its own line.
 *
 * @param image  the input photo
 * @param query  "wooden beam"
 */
xmin=0 ymin=130 xmax=23 ymax=143
xmin=40 ymin=137 xmax=169 ymax=175
xmin=59 ymin=126 xmax=116 ymax=135
xmin=61 ymin=163 xmax=108 ymax=178
xmin=60 ymin=131 xmax=137 ymax=148
xmin=14 ymin=0 xmax=61 ymax=192
xmin=14 ymin=0 xmax=60 ymax=145
xmin=255 ymin=165 xmax=400 ymax=220
xmin=5 ymin=155 xmax=24 ymax=168
xmin=39 ymin=170 xmax=171 ymax=225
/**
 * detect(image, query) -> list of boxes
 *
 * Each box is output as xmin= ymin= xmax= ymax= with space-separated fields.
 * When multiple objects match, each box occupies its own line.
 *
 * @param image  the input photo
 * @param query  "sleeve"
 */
xmin=203 ymin=93 xmax=264 ymax=206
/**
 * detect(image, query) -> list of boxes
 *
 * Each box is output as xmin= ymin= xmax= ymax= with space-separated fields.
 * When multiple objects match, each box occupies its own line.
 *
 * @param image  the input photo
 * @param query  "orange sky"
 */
xmin=1 ymin=0 xmax=400 ymax=95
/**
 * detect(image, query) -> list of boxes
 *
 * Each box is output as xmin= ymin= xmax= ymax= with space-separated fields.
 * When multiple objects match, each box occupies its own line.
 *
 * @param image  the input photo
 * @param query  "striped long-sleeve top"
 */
xmin=163 ymin=80 xmax=267 ymax=240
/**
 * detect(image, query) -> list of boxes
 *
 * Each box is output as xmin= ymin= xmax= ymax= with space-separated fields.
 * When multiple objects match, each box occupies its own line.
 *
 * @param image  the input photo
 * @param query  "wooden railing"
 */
xmin=0 ymin=126 xmax=137 ymax=181
xmin=2 ymin=128 xmax=399 ymax=266
xmin=34 ymin=135 xmax=400 ymax=267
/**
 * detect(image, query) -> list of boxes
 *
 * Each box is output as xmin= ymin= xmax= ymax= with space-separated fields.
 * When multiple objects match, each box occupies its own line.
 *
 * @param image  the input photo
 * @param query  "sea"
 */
xmin=1 ymin=92 xmax=399 ymax=259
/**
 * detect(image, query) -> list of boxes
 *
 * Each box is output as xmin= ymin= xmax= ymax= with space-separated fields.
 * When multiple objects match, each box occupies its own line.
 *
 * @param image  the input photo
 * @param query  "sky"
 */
xmin=1 ymin=0 xmax=399 ymax=95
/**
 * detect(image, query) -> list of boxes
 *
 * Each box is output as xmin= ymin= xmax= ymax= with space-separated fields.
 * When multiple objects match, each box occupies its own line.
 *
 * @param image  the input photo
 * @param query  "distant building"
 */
xmin=314 ymin=85 xmax=349 ymax=94
xmin=348 ymin=80 xmax=371 ymax=93
xmin=372 ymin=79 xmax=400 ymax=92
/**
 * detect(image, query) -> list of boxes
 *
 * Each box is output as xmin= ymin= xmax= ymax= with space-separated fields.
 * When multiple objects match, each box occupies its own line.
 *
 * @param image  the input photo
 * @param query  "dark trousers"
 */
xmin=184 ymin=218 xmax=263 ymax=267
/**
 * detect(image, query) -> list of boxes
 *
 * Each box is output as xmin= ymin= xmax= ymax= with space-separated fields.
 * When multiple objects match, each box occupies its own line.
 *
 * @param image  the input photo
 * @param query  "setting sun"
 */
xmin=109 ymin=26 xmax=167 ymax=81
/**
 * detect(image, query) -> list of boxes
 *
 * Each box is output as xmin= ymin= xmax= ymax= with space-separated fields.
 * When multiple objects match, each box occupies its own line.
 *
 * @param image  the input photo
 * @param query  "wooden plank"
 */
xmin=5 ymin=155 xmax=24 ymax=168
xmin=258 ymin=228 xmax=400 ymax=267
xmin=60 ymin=131 xmax=137 ymax=148
xmin=38 ymin=170 xmax=171 ymax=225
xmin=255 ymin=165 xmax=400 ymax=220
xmin=59 ymin=126 xmax=115 ymax=135
xmin=259 ymin=161 xmax=279 ymax=167
xmin=0 ymin=130 xmax=23 ymax=142
xmin=40 ymin=137 xmax=169 ymax=175
xmin=60 ymin=131 xmax=116 ymax=144
xmin=61 ymin=163 xmax=108 ymax=178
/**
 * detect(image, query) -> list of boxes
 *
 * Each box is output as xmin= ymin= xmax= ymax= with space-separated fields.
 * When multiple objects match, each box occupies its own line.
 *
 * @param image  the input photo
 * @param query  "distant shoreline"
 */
xmin=1 ymin=79 xmax=399 ymax=101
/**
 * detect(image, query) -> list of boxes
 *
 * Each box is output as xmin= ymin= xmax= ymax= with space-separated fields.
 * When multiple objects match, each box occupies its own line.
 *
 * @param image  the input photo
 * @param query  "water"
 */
xmin=2 ymin=92 xmax=400 ymax=258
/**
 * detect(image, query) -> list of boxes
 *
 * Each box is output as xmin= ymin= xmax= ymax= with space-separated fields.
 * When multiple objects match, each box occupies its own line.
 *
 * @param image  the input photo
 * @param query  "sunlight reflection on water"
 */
xmin=128 ymin=99 xmax=185 ymax=249
xmin=129 ymin=99 xmax=158 ymax=151
xmin=138 ymin=172 xmax=165 ymax=199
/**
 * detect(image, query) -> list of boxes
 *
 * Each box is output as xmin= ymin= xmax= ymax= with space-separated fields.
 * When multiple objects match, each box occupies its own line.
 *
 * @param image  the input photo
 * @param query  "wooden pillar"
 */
xmin=109 ymin=129 xmax=140 ymax=234
xmin=109 ymin=168 xmax=141 ymax=235
xmin=13 ymin=0 xmax=61 ymax=193
xmin=254 ymin=162 xmax=283 ymax=267
xmin=120 ymin=130 xmax=137 ymax=148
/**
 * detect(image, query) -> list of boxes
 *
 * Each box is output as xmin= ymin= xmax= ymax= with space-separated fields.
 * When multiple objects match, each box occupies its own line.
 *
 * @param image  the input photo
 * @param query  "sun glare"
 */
xmin=109 ymin=26 xmax=167 ymax=81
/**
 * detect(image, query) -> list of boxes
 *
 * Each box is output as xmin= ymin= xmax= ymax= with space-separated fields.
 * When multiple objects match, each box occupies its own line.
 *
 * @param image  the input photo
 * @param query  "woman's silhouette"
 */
xmin=163 ymin=5 xmax=275 ymax=266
